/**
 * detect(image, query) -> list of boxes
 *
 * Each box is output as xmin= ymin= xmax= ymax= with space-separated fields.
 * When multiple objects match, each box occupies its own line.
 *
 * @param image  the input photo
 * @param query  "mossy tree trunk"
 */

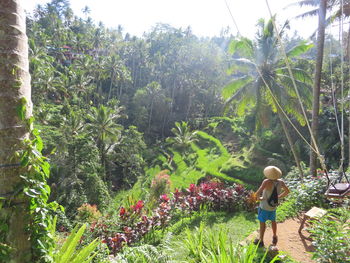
xmin=0 ymin=0 xmax=33 ymax=262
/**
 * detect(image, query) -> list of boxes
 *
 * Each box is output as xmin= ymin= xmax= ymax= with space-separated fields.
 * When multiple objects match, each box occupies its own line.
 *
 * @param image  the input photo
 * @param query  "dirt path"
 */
xmin=244 ymin=217 xmax=316 ymax=263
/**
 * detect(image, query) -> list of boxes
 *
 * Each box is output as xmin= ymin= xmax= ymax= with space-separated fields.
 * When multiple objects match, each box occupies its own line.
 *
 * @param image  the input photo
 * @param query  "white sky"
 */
xmin=23 ymin=0 xmax=319 ymax=39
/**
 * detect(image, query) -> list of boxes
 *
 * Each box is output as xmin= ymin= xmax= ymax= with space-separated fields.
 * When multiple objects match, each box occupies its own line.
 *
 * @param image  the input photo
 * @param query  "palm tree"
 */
xmin=166 ymin=121 xmax=198 ymax=151
xmin=223 ymin=18 xmax=313 ymax=178
xmin=292 ymin=0 xmax=350 ymax=175
xmin=0 ymin=0 xmax=32 ymax=261
xmin=310 ymin=0 xmax=328 ymax=176
xmin=144 ymin=81 xmax=161 ymax=134
xmin=86 ymin=104 xmax=124 ymax=180
xmin=293 ymin=0 xmax=349 ymax=22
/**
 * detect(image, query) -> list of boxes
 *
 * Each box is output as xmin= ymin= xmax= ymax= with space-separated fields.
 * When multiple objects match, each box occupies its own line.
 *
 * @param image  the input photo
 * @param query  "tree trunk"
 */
xmin=148 ymin=98 xmax=154 ymax=134
xmin=0 ymin=0 xmax=32 ymax=262
xmin=310 ymin=0 xmax=327 ymax=176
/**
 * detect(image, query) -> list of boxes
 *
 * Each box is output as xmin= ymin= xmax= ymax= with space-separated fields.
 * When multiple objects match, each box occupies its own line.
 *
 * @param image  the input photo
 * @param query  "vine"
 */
xmin=20 ymin=127 xmax=62 ymax=262
xmin=0 ymin=98 xmax=61 ymax=262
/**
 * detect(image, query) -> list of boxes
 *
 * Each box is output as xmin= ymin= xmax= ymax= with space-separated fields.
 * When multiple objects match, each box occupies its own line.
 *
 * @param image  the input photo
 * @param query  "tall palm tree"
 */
xmin=223 ymin=18 xmax=313 ymax=177
xmin=0 ymin=0 xmax=32 ymax=261
xmin=292 ymin=0 xmax=350 ymax=175
xmin=311 ymin=0 xmax=328 ymax=176
xmin=86 ymin=104 xmax=124 ymax=180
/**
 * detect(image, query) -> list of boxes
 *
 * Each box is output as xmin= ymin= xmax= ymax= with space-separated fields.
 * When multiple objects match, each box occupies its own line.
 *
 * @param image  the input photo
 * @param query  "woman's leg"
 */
xmin=259 ymin=221 xmax=266 ymax=241
xmin=271 ymin=221 xmax=278 ymax=245
xmin=271 ymin=221 xmax=277 ymax=236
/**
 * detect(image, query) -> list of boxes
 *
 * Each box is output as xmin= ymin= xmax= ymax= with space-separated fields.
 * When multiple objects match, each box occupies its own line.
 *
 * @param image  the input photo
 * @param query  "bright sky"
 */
xmin=23 ymin=0 xmax=318 ymax=39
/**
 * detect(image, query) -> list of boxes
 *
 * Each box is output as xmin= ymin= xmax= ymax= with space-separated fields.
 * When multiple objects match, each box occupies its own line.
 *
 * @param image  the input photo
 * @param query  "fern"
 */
xmin=113 ymin=241 xmax=174 ymax=263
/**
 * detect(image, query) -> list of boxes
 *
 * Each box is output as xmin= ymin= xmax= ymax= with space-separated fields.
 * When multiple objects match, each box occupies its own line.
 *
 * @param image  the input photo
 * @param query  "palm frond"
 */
xmin=228 ymin=37 xmax=254 ymax=57
xmin=236 ymin=90 xmax=256 ymax=116
xmin=295 ymin=8 xmax=319 ymax=19
xmin=286 ymin=41 xmax=314 ymax=58
xmin=223 ymin=81 xmax=254 ymax=107
xmin=222 ymin=76 xmax=253 ymax=100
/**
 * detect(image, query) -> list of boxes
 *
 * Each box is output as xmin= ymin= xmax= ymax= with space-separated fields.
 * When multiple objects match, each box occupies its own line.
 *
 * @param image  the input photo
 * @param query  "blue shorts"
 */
xmin=258 ymin=208 xmax=276 ymax=222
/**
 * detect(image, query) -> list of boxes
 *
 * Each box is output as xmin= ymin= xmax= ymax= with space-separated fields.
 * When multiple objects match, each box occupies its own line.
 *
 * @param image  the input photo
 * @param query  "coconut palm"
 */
xmin=293 ymin=0 xmax=349 ymax=22
xmin=292 ymin=0 xmax=350 ymax=175
xmin=0 ymin=0 xmax=33 ymax=261
xmin=223 ymin=18 xmax=313 ymax=177
xmin=86 ymin=104 xmax=124 ymax=179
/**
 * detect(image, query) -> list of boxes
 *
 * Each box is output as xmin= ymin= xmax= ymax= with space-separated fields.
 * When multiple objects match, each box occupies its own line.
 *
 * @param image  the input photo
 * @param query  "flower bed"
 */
xmin=89 ymin=180 xmax=252 ymax=254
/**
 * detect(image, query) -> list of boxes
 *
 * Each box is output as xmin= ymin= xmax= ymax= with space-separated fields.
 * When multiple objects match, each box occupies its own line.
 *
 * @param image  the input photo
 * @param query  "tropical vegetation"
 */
xmin=0 ymin=0 xmax=349 ymax=262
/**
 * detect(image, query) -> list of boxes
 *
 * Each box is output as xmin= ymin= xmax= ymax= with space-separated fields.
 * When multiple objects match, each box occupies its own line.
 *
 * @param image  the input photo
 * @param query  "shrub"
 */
xmin=149 ymin=170 xmax=171 ymax=202
xmin=309 ymin=208 xmax=350 ymax=263
xmin=90 ymin=180 xmax=251 ymax=254
xmin=76 ymin=204 xmax=102 ymax=223
xmin=285 ymin=172 xmax=328 ymax=209
xmin=84 ymin=173 xmax=110 ymax=210
xmin=277 ymin=173 xmax=329 ymax=221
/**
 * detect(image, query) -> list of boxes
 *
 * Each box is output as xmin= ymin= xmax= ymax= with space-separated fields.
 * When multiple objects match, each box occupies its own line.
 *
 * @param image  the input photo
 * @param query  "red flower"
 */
xmin=119 ymin=207 xmax=126 ymax=216
xmin=160 ymin=194 xmax=169 ymax=202
xmin=132 ymin=200 xmax=144 ymax=212
xmin=235 ymin=184 xmax=244 ymax=194
xmin=90 ymin=222 xmax=97 ymax=232
xmin=189 ymin=184 xmax=196 ymax=193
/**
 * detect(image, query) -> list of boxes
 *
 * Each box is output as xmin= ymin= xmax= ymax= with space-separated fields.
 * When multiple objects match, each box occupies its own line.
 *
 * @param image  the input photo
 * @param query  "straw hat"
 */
xmin=263 ymin=166 xmax=282 ymax=180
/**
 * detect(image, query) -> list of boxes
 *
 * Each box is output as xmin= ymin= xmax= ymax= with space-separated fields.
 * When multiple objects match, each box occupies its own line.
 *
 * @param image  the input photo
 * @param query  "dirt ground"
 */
xmin=245 ymin=216 xmax=316 ymax=263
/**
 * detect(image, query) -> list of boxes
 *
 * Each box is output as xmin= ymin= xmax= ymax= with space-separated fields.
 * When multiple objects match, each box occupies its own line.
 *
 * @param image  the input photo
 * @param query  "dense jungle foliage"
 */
xmin=1 ymin=0 xmax=346 ymax=262
xmin=26 ymin=0 xmax=348 ymax=216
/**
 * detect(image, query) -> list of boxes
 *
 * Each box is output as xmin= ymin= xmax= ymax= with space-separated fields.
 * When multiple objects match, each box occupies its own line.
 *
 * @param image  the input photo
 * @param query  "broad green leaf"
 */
xmin=55 ymin=224 xmax=84 ymax=262
xmin=222 ymin=76 xmax=253 ymax=100
xmin=286 ymin=41 xmax=314 ymax=58
xmin=70 ymin=239 xmax=99 ymax=263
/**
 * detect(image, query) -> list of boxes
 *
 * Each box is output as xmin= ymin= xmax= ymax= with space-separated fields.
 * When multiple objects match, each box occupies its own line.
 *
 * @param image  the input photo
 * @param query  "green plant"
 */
xmin=16 ymin=126 xmax=61 ymax=261
xmin=183 ymin=222 xmax=205 ymax=260
xmin=182 ymin=222 xmax=283 ymax=263
xmin=54 ymin=223 xmax=99 ymax=263
xmin=149 ymin=170 xmax=171 ymax=202
xmin=309 ymin=208 xmax=350 ymax=263
xmin=113 ymin=233 xmax=174 ymax=263
xmin=76 ymin=204 xmax=102 ymax=223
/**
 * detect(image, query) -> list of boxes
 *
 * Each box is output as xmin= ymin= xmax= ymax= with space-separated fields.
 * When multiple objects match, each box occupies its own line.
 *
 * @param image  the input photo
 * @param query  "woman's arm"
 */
xmin=255 ymin=179 xmax=268 ymax=200
xmin=278 ymin=181 xmax=290 ymax=199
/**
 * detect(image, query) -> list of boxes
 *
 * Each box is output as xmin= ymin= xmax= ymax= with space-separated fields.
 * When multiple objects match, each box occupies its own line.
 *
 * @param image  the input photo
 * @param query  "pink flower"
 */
xmin=160 ymin=194 xmax=169 ymax=202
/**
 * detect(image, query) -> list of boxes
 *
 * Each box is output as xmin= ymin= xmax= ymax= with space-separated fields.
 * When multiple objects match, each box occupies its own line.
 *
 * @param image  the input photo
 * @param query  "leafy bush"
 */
xmin=90 ymin=180 xmax=251 ymax=254
xmin=309 ymin=208 xmax=350 ymax=263
xmin=110 ymin=126 xmax=147 ymax=188
xmin=76 ymin=204 xmax=102 ymax=223
xmin=276 ymin=166 xmax=329 ymax=222
xmin=112 ymin=233 xmax=174 ymax=263
xmin=149 ymin=170 xmax=171 ymax=202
